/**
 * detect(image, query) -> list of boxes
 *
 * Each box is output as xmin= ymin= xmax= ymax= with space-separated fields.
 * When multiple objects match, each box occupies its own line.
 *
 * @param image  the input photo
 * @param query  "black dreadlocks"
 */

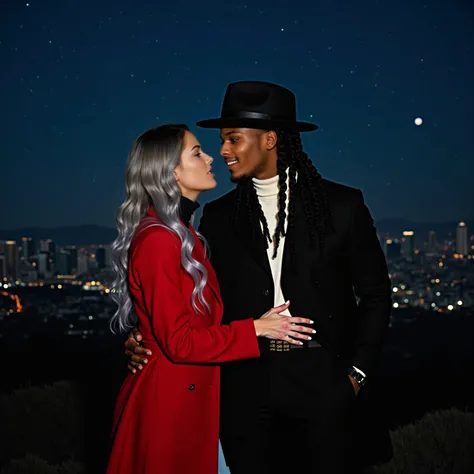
xmin=233 ymin=130 xmax=331 ymax=266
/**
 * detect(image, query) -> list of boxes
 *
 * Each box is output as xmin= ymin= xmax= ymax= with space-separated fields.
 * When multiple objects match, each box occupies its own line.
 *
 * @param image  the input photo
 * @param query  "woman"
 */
xmin=106 ymin=124 xmax=314 ymax=474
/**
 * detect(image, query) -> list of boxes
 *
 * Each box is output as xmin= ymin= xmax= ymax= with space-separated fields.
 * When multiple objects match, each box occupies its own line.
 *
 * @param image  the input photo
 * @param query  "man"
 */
xmin=124 ymin=81 xmax=393 ymax=473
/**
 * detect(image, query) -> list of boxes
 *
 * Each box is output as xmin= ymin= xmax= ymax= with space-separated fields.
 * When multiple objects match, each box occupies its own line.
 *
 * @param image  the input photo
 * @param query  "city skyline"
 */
xmin=2 ymin=218 xmax=472 ymax=317
xmin=1 ymin=0 xmax=473 ymax=228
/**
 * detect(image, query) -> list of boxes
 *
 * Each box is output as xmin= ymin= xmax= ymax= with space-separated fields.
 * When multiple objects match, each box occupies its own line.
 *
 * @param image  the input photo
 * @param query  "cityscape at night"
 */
xmin=1 ymin=220 xmax=473 ymax=326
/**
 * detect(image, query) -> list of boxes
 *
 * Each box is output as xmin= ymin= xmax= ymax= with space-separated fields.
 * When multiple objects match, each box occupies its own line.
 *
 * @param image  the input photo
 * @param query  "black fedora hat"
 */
xmin=196 ymin=81 xmax=318 ymax=132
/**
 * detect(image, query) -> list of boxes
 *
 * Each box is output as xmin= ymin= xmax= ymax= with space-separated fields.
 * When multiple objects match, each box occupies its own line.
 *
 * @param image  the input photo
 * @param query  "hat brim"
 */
xmin=196 ymin=117 xmax=318 ymax=132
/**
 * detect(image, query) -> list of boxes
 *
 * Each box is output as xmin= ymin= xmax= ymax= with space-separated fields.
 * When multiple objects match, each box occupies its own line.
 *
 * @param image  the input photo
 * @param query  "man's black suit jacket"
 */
xmin=199 ymin=178 xmax=393 ymax=464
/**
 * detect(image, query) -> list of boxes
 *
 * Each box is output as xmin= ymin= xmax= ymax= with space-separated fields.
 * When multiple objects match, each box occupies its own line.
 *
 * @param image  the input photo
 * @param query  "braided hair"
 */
xmin=233 ymin=129 xmax=331 ymax=266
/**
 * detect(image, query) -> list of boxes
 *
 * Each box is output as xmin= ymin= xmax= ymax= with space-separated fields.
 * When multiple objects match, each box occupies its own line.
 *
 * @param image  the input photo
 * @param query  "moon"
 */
xmin=414 ymin=117 xmax=423 ymax=126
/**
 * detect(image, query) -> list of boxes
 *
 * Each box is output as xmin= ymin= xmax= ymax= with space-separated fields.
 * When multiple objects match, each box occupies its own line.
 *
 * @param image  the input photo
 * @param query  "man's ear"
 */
xmin=265 ymin=130 xmax=278 ymax=151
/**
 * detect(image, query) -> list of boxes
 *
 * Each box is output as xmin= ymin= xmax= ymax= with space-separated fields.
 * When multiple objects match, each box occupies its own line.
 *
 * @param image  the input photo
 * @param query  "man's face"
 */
xmin=219 ymin=128 xmax=276 ymax=181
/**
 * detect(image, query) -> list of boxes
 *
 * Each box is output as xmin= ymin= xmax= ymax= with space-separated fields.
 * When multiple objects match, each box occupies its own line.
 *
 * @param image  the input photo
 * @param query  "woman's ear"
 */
xmin=174 ymin=168 xmax=180 ymax=182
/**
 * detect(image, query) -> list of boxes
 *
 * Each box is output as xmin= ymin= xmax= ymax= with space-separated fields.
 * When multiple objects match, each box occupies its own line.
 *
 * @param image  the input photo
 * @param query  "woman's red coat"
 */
xmin=106 ymin=208 xmax=260 ymax=474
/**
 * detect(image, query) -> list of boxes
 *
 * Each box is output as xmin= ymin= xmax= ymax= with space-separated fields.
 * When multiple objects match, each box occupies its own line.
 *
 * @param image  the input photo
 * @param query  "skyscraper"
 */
xmin=38 ymin=251 xmax=50 ymax=278
xmin=77 ymin=249 xmax=89 ymax=275
xmin=65 ymin=246 xmax=78 ymax=273
xmin=384 ymin=239 xmax=401 ymax=259
xmin=5 ymin=241 xmax=19 ymax=279
xmin=428 ymin=231 xmax=437 ymax=254
xmin=456 ymin=222 xmax=469 ymax=256
xmin=96 ymin=247 xmax=106 ymax=269
xmin=0 ymin=241 xmax=5 ymax=280
xmin=21 ymin=237 xmax=35 ymax=262
xmin=402 ymin=230 xmax=415 ymax=262
xmin=57 ymin=249 xmax=73 ymax=275
xmin=39 ymin=239 xmax=50 ymax=253
xmin=0 ymin=255 xmax=6 ymax=279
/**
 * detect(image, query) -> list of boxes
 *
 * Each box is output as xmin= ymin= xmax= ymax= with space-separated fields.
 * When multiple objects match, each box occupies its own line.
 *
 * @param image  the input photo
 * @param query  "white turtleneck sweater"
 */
xmin=253 ymin=174 xmax=291 ymax=317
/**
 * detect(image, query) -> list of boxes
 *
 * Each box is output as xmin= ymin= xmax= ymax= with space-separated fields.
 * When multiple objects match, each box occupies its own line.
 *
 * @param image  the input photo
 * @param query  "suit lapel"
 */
xmin=281 ymin=182 xmax=322 ymax=281
xmin=233 ymin=196 xmax=272 ymax=279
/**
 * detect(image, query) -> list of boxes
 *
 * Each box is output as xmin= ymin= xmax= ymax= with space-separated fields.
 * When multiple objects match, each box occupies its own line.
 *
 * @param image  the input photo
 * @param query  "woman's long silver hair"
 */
xmin=109 ymin=124 xmax=210 ymax=334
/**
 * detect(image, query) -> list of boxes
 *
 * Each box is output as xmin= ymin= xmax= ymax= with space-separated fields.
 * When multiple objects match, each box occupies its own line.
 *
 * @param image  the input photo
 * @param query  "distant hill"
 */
xmin=0 ymin=225 xmax=117 ymax=246
xmin=0 ymin=219 xmax=472 ymax=246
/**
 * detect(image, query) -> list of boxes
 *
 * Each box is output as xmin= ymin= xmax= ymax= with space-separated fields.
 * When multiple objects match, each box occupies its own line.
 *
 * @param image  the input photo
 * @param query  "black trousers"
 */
xmin=220 ymin=348 xmax=358 ymax=474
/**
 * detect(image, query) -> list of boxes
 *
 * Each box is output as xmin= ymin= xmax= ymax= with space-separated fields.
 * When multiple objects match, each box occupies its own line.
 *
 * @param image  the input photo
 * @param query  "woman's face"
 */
xmin=174 ymin=131 xmax=216 ymax=200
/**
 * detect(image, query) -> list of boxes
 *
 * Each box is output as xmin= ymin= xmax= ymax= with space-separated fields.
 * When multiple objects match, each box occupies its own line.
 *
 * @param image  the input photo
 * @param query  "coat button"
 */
xmin=188 ymin=384 xmax=195 ymax=391
xmin=263 ymin=289 xmax=269 ymax=296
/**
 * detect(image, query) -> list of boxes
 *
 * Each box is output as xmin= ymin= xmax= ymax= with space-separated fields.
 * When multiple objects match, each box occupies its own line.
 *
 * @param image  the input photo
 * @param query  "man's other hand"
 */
xmin=124 ymin=328 xmax=152 ymax=374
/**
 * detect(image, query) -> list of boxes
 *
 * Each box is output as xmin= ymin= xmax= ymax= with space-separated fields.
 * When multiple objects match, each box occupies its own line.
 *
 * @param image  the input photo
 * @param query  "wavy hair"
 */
xmin=109 ymin=124 xmax=210 ymax=334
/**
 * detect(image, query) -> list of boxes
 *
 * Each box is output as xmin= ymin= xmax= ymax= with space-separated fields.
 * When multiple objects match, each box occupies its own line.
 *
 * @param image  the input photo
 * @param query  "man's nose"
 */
xmin=220 ymin=144 xmax=229 ymax=157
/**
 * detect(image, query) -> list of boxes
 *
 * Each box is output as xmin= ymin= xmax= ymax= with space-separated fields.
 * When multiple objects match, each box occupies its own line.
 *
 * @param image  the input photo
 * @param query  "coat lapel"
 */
xmin=281 ymin=182 xmax=322 ymax=281
xmin=233 ymin=195 xmax=272 ymax=279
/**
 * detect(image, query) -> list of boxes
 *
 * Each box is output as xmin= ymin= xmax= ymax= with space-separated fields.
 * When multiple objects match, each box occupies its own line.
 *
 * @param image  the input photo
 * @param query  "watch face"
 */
xmin=349 ymin=368 xmax=365 ymax=385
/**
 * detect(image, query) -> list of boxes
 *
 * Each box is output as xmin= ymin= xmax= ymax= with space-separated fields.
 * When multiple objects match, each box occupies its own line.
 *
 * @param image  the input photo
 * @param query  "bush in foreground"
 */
xmin=0 ymin=381 xmax=85 ymax=468
xmin=375 ymin=408 xmax=474 ymax=474
xmin=0 ymin=455 xmax=84 ymax=474
xmin=1 ymin=381 xmax=473 ymax=473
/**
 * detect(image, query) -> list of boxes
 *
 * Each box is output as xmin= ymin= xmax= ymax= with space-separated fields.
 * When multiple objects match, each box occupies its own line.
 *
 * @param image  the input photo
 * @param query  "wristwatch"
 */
xmin=347 ymin=366 xmax=367 ymax=388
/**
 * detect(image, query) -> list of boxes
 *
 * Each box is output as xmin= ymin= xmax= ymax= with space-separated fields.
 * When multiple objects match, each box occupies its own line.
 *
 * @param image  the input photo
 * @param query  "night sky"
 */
xmin=2 ymin=0 xmax=473 ymax=229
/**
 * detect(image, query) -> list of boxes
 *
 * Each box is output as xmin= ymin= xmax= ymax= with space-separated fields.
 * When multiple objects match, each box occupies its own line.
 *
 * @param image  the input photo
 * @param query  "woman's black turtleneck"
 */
xmin=179 ymin=196 xmax=200 ymax=227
